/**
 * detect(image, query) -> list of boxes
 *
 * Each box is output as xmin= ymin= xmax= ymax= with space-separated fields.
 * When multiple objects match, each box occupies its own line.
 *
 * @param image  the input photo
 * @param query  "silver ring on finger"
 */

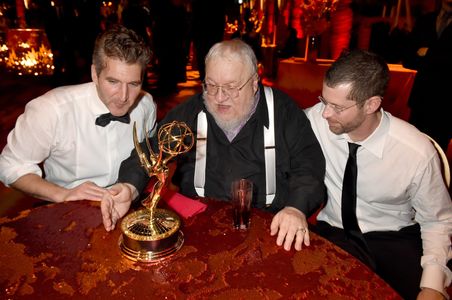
xmin=297 ymin=227 xmax=307 ymax=233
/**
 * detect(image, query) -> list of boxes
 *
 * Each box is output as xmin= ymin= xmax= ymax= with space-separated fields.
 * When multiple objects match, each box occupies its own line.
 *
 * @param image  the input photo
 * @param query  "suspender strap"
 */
xmin=263 ymin=86 xmax=276 ymax=205
xmin=194 ymin=111 xmax=207 ymax=197
xmin=193 ymin=86 xmax=276 ymax=205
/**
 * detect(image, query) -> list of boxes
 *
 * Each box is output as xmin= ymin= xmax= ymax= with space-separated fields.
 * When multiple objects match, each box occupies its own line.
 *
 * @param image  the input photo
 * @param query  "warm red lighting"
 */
xmin=1 ymin=29 xmax=54 ymax=76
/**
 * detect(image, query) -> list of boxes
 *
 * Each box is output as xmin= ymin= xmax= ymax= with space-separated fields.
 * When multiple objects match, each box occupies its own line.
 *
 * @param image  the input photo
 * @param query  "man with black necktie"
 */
xmin=0 ymin=25 xmax=156 ymax=203
xmin=305 ymin=49 xmax=452 ymax=300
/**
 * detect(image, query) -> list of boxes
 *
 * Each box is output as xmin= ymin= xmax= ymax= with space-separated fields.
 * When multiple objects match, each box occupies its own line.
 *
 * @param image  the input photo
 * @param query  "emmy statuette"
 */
xmin=119 ymin=121 xmax=194 ymax=262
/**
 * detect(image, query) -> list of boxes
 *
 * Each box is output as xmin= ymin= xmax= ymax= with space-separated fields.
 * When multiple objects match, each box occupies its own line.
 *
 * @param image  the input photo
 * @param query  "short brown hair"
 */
xmin=325 ymin=49 xmax=389 ymax=105
xmin=92 ymin=25 xmax=150 ymax=76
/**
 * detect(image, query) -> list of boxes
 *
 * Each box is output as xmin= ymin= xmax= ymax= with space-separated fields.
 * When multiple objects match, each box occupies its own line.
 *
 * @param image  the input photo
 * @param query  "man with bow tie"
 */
xmin=0 ymin=25 xmax=156 ymax=203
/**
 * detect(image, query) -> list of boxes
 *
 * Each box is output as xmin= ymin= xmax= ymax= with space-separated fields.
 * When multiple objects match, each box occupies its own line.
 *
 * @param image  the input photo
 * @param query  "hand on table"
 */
xmin=11 ymin=174 xmax=109 ymax=203
xmin=270 ymin=206 xmax=310 ymax=251
xmin=62 ymin=181 xmax=107 ymax=202
xmin=101 ymin=183 xmax=137 ymax=231
xmin=417 ymin=288 xmax=446 ymax=300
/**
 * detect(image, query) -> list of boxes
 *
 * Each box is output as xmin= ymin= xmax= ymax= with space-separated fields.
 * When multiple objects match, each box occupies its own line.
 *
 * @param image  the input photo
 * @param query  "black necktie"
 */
xmin=342 ymin=142 xmax=360 ymax=233
xmin=341 ymin=142 xmax=376 ymax=269
xmin=95 ymin=113 xmax=130 ymax=127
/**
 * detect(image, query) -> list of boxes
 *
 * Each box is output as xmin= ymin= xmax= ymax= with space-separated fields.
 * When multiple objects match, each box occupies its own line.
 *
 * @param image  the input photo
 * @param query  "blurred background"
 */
xmin=0 ymin=0 xmax=441 ymax=84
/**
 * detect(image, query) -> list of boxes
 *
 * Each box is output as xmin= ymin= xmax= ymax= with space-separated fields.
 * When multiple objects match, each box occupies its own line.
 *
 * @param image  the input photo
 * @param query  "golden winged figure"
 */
xmin=133 ymin=121 xmax=194 ymax=217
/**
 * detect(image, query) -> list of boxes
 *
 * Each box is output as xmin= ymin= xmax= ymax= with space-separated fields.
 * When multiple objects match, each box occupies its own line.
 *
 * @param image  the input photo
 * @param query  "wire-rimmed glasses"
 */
xmin=202 ymin=73 xmax=256 ymax=98
xmin=318 ymin=95 xmax=359 ymax=114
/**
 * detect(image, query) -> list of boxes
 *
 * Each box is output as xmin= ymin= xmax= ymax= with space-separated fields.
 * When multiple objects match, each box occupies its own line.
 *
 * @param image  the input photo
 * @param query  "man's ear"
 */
xmin=252 ymin=75 xmax=259 ymax=94
xmin=91 ymin=64 xmax=98 ymax=84
xmin=365 ymin=96 xmax=382 ymax=114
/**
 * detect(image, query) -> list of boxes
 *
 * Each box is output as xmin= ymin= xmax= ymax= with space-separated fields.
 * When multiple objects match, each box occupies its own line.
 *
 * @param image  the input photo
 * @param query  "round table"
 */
xmin=0 ymin=199 xmax=401 ymax=299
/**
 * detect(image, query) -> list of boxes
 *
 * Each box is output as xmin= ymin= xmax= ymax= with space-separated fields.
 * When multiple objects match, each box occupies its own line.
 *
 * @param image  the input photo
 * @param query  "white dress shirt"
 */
xmin=0 ymin=82 xmax=156 ymax=189
xmin=306 ymin=103 xmax=452 ymax=295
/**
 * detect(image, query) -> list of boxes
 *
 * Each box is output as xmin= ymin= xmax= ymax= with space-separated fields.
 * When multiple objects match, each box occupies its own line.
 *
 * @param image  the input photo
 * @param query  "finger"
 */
xmin=102 ymin=213 xmax=112 ymax=231
xmin=109 ymin=187 xmax=120 ymax=196
xmin=85 ymin=186 xmax=108 ymax=199
xmin=294 ymin=230 xmax=304 ymax=251
xmin=102 ymin=213 xmax=113 ymax=231
xmin=108 ymin=184 xmax=124 ymax=196
xmin=276 ymin=224 xmax=289 ymax=247
xmin=270 ymin=215 xmax=280 ymax=236
xmin=84 ymin=194 xmax=104 ymax=201
xmin=303 ymin=229 xmax=310 ymax=246
xmin=80 ymin=192 xmax=103 ymax=201
xmin=283 ymin=229 xmax=297 ymax=251
xmin=112 ymin=207 xmax=120 ymax=222
xmin=71 ymin=185 xmax=105 ymax=201
xmin=110 ymin=216 xmax=117 ymax=231
xmin=89 ymin=197 xmax=102 ymax=202
xmin=89 ymin=185 xmax=109 ymax=195
xmin=100 ymin=198 xmax=113 ymax=231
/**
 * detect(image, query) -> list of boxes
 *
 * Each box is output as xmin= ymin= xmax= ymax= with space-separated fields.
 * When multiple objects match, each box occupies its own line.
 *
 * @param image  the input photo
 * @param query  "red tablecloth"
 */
xmin=274 ymin=58 xmax=416 ymax=121
xmin=0 ymin=200 xmax=401 ymax=299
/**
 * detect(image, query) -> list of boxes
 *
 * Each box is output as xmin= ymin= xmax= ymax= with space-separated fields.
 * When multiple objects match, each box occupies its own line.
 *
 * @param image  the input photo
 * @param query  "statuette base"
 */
xmin=119 ymin=208 xmax=184 ymax=262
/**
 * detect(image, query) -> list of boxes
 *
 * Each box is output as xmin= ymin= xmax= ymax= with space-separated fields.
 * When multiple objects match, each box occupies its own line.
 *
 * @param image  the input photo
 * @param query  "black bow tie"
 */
xmin=95 ymin=113 xmax=130 ymax=127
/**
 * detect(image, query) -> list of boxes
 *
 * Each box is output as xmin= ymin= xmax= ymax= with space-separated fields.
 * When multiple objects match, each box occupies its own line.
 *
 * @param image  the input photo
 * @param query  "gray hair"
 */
xmin=92 ymin=25 xmax=150 ymax=76
xmin=205 ymin=39 xmax=258 ymax=77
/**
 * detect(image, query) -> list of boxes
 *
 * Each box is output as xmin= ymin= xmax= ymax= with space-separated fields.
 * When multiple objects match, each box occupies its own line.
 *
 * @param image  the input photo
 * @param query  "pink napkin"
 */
xmin=162 ymin=190 xmax=207 ymax=219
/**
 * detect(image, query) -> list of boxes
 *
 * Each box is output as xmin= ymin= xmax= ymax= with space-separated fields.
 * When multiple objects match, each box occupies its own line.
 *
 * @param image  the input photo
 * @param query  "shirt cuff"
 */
xmin=420 ymin=263 xmax=451 ymax=299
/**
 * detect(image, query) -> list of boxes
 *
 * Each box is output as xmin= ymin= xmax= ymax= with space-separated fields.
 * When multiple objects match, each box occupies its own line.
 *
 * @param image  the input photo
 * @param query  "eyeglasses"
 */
xmin=318 ymin=95 xmax=359 ymax=114
xmin=202 ymin=74 xmax=256 ymax=98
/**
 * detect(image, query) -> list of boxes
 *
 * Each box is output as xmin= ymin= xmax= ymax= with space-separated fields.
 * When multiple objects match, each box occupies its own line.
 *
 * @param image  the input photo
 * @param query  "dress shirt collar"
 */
xmin=358 ymin=109 xmax=389 ymax=159
xmin=87 ymin=82 xmax=111 ymax=116
xmin=332 ymin=108 xmax=389 ymax=159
